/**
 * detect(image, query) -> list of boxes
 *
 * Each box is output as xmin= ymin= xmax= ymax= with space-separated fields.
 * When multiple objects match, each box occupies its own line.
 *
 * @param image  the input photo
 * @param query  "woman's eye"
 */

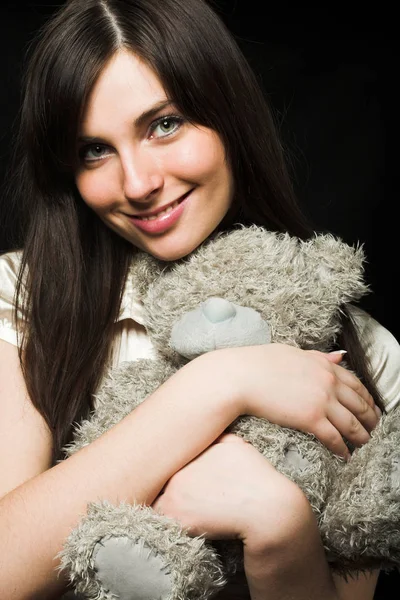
xmin=80 ymin=144 xmax=112 ymax=163
xmin=149 ymin=115 xmax=183 ymax=139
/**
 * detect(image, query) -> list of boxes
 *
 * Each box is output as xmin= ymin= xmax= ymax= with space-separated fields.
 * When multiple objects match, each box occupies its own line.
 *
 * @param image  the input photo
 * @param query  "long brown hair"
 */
xmin=6 ymin=0 xmax=382 ymax=461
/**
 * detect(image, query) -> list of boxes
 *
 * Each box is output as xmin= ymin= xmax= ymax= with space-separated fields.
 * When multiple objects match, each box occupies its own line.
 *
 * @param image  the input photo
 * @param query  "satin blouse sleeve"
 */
xmin=0 ymin=251 xmax=25 ymax=347
xmin=348 ymin=305 xmax=400 ymax=412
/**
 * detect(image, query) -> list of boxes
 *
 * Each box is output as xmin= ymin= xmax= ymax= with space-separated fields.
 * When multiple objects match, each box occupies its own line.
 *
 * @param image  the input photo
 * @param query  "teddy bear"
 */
xmin=59 ymin=226 xmax=400 ymax=600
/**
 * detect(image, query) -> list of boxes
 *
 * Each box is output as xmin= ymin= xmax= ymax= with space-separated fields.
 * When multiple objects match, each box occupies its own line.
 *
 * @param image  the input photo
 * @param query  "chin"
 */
xmin=147 ymin=247 xmax=193 ymax=262
xmin=140 ymin=232 xmax=209 ymax=262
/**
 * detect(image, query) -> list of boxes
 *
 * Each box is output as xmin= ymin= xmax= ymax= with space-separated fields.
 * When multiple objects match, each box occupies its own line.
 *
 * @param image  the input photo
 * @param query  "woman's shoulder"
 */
xmin=0 ymin=250 xmax=24 ymax=346
xmin=348 ymin=305 xmax=400 ymax=412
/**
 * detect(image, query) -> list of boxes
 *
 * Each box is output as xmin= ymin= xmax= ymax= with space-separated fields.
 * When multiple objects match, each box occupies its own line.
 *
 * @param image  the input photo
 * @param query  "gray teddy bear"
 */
xmin=59 ymin=226 xmax=400 ymax=600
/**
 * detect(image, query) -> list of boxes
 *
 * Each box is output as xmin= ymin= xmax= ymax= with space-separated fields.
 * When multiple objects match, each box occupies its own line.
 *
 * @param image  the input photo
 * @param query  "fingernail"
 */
xmin=375 ymin=405 xmax=382 ymax=418
xmin=330 ymin=350 xmax=347 ymax=355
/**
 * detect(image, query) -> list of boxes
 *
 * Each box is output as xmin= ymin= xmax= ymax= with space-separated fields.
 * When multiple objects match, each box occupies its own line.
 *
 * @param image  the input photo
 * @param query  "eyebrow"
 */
xmin=134 ymin=99 xmax=174 ymax=128
xmin=77 ymin=99 xmax=174 ymax=143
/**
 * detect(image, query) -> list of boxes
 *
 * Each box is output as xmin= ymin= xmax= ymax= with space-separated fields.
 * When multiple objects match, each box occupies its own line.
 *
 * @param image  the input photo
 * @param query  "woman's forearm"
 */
xmin=242 ymin=484 xmax=338 ymax=600
xmin=245 ymin=555 xmax=379 ymax=600
xmin=0 ymin=352 xmax=241 ymax=600
xmin=244 ymin=552 xmax=338 ymax=600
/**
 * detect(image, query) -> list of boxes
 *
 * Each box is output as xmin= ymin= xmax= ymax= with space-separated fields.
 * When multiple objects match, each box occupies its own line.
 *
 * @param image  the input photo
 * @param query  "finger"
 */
xmin=331 ymin=363 xmax=376 ymax=411
xmin=324 ymin=350 xmax=347 ymax=364
xmin=312 ymin=419 xmax=351 ymax=459
xmin=307 ymin=349 xmax=346 ymax=364
xmin=309 ymin=350 xmax=376 ymax=412
xmin=333 ymin=380 xmax=378 ymax=433
xmin=327 ymin=399 xmax=371 ymax=447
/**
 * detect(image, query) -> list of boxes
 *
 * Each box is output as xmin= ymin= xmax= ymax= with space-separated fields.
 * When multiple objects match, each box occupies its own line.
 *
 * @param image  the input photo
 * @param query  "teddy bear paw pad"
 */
xmin=93 ymin=536 xmax=173 ymax=600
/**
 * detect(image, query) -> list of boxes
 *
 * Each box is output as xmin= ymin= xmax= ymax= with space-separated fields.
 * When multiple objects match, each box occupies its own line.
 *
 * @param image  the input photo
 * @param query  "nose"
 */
xmin=120 ymin=148 xmax=164 ymax=203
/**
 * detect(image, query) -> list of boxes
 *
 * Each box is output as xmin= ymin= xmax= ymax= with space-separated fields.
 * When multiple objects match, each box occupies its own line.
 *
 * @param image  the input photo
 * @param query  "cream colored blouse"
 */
xmin=1 ymin=250 xmax=399 ymax=412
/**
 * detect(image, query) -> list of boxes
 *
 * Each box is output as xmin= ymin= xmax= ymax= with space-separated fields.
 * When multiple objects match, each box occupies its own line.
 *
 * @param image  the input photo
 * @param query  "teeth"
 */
xmin=139 ymin=200 xmax=179 ymax=221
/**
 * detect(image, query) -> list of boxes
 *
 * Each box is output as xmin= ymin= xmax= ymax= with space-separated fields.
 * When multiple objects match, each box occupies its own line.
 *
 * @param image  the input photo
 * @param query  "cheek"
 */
xmin=166 ymin=133 xmax=227 ymax=183
xmin=75 ymin=171 xmax=115 ymax=211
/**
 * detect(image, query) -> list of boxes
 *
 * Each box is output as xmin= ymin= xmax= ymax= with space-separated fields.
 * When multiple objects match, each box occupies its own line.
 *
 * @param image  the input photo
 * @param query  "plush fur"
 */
xmin=59 ymin=226 xmax=400 ymax=599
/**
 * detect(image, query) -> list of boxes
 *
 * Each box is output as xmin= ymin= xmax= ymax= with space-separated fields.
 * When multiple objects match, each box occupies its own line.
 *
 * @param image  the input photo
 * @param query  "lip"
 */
xmin=126 ymin=190 xmax=193 ymax=234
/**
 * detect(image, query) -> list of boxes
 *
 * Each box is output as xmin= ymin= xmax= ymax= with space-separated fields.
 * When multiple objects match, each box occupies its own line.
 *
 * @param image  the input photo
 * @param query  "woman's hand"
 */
xmin=201 ymin=343 xmax=379 ymax=459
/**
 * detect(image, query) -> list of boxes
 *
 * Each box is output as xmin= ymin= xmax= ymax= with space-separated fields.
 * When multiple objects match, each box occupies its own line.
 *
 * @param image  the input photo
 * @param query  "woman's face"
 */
xmin=75 ymin=50 xmax=234 ymax=261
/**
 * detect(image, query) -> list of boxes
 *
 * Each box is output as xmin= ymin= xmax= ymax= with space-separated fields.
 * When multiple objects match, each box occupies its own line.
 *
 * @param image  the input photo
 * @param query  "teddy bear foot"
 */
xmin=59 ymin=501 xmax=227 ymax=600
xmin=321 ymin=406 xmax=400 ymax=572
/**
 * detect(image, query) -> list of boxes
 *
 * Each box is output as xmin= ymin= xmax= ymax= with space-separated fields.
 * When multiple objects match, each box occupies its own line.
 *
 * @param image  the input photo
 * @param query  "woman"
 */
xmin=0 ymin=1 xmax=398 ymax=598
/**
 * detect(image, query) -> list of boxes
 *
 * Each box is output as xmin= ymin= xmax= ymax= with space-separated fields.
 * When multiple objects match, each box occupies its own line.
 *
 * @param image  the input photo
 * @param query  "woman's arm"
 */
xmin=332 ymin=570 xmax=379 ymax=600
xmin=153 ymin=434 xmax=339 ymax=599
xmin=0 ymin=341 xmax=242 ymax=599
xmin=153 ymin=435 xmax=379 ymax=600
xmin=242 ymin=498 xmax=338 ymax=600
xmin=216 ymin=569 xmax=380 ymax=600
xmin=0 ymin=341 xmax=377 ymax=599
xmin=243 ymin=542 xmax=379 ymax=600
xmin=243 ymin=531 xmax=379 ymax=600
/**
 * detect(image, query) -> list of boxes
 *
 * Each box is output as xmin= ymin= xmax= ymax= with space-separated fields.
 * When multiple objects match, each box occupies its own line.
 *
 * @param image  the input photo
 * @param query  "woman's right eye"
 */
xmin=79 ymin=143 xmax=112 ymax=163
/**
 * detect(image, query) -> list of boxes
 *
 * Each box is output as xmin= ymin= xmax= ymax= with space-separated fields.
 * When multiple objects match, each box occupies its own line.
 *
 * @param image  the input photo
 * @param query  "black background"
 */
xmin=0 ymin=2 xmax=398 ymax=595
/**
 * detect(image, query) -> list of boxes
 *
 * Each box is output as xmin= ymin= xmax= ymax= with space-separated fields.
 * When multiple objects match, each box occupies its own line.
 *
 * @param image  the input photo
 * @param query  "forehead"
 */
xmin=80 ymin=50 xmax=167 ymax=132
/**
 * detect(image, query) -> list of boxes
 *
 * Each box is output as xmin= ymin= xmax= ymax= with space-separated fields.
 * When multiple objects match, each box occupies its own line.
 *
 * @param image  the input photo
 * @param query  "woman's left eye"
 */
xmin=149 ymin=115 xmax=184 ymax=139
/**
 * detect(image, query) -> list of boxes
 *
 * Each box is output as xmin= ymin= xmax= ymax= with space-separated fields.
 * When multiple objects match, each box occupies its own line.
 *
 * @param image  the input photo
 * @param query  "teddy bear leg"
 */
xmin=321 ymin=406 xmax=400 ymax=572
xmin=59 ymin=501 xmax=227 ymax=600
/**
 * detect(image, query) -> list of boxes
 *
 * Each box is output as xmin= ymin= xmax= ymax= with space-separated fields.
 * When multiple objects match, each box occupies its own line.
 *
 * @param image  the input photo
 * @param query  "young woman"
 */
xmin=0 ymin=1 xmax=398 ymax=598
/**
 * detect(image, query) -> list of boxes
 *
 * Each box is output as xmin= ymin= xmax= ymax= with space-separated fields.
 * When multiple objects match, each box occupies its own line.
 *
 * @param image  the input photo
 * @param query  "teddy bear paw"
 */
xmin=93 ymin=536 xmax=173 ymax=600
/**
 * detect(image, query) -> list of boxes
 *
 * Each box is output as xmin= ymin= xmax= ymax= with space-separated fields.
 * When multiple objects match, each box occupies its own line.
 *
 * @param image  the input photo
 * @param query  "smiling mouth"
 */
xmin=136 ymin=199 xmax=181 ymax=221
xmin=132 ymin=190 xmax=193 ymax=221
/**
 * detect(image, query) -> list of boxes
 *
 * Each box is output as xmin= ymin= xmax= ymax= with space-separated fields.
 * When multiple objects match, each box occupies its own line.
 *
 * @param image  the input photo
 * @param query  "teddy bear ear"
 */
xmin=303 ymin=234 xmax=369 ymax=303
xmin=127 ymin=252 xmax=165 ymax=299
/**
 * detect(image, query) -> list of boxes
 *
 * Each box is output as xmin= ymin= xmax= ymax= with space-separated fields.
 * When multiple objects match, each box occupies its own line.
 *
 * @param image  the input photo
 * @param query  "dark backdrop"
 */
xmin=0 ymin=2 xmax=397 ymax=595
